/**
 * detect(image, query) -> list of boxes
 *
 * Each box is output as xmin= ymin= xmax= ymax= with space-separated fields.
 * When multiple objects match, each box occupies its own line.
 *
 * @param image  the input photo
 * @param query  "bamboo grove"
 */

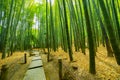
xmin=0 ymin=0 xmax=120 ymax=74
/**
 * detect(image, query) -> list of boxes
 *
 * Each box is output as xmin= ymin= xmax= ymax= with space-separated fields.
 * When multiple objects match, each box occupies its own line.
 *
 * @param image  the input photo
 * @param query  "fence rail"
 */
xmin=54 ymin=56 xmax=80 ymax=80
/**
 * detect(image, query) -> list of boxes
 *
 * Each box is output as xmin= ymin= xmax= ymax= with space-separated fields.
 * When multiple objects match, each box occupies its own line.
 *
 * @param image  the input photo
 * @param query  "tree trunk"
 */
xmin=82 ymin=0 xmax=96 ymax=74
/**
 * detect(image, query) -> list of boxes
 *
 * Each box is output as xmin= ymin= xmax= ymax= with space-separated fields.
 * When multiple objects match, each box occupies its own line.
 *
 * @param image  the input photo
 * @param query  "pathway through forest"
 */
xmin=23 ymin=51 xmax=46 ymax=80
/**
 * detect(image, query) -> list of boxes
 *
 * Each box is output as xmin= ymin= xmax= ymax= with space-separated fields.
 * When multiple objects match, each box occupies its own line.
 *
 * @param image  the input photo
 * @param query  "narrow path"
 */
xmin=23 ymin=51 xmax=46 ymax=80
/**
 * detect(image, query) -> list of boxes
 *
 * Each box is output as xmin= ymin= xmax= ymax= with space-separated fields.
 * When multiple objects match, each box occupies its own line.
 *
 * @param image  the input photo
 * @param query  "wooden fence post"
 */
xmin=58 ymin=58 xmax=62 ymax=80
xmin=0 ymin=65 xmax=8 ymax=80
xmin=24 ymin=53 xmax=27 ymax=64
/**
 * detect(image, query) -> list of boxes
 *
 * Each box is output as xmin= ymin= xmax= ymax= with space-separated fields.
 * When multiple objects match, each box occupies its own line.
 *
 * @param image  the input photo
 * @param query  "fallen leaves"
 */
xmin=0 ymin=52 xmax=26 ymax=69
xmin=47 ymin=45 xmax=120 ymax=80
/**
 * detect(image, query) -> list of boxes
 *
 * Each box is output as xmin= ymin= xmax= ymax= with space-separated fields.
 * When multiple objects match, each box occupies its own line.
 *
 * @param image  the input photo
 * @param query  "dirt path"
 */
xmin=41 ymin=54 xmax=59 ymax=80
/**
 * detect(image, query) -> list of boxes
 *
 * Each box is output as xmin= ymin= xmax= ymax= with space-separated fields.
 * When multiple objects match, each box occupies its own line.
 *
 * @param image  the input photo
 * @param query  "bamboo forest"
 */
xmin=0 ymin=0 xmax=120 ymax=80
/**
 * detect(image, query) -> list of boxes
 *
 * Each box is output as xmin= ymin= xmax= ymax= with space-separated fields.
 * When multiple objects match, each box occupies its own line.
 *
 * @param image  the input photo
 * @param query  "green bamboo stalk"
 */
xmin=49 ymin=0 xmax=56 ymax=51
xmin=98 ymin=0 xmax=120 ymax=65
xmin=82 ymin=0 xmax=96 ymax=74
xmin=87 ymin=0 xmax=97 ymax=53
xmin=46 ymin=0 xmax=50 ymax=62
xmin=92 ymin=0 xmax=113 ymax=57
xmin=62 ymin=0 xmax=73 ymax=61
xmin=2 ymin=0 xmax=14 ymax=59
xmin=57 ymin=0 xmax=68 ymax=52
xmin=111 ymin=0 xmax=120 ymax=41
xmin=77 ymin=0 xmax=86 ymax=54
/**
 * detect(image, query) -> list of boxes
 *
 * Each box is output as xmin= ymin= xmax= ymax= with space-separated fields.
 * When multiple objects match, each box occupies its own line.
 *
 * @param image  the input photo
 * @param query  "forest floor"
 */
xmin=41 ymin=54 xmax=59 ymax=80
xmin=43 ymin=45 xmax=120 ymax=80
xmin=0 ymin=51 xmax=32 ymax=80
xmin=0 ymin=45 xmax=120 ymax=80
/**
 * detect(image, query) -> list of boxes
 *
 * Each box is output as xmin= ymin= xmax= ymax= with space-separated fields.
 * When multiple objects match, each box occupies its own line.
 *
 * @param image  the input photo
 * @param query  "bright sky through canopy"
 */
xmin=34 ymin=0 xmax=54 ymax=5
xmin=33 ymin=0 xmax=54 ymax=29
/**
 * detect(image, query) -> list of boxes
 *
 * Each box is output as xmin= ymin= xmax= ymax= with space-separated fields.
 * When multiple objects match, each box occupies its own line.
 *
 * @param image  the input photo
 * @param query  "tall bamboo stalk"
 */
xmin=62 ymin=0 xmax=73 ymax=61
xmin=82 ymin=0 xmax=96 ymax=74
xmin=98 ymin=0 xmax=120 ymax=65
xmin=2 ymin=0 xmax=14 ymax=59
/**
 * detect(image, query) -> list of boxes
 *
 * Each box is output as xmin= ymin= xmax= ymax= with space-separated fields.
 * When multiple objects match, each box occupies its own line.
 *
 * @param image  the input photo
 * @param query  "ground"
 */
xmin=0 ymin=45 xmax=120 ymax=80
xmin=44 ymin=45 xmax=120 ymax=80
xmin=0 ymin=51 xmax=32 ymax=80
xmin=41 ymin=54 xmax=59 ymax=80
